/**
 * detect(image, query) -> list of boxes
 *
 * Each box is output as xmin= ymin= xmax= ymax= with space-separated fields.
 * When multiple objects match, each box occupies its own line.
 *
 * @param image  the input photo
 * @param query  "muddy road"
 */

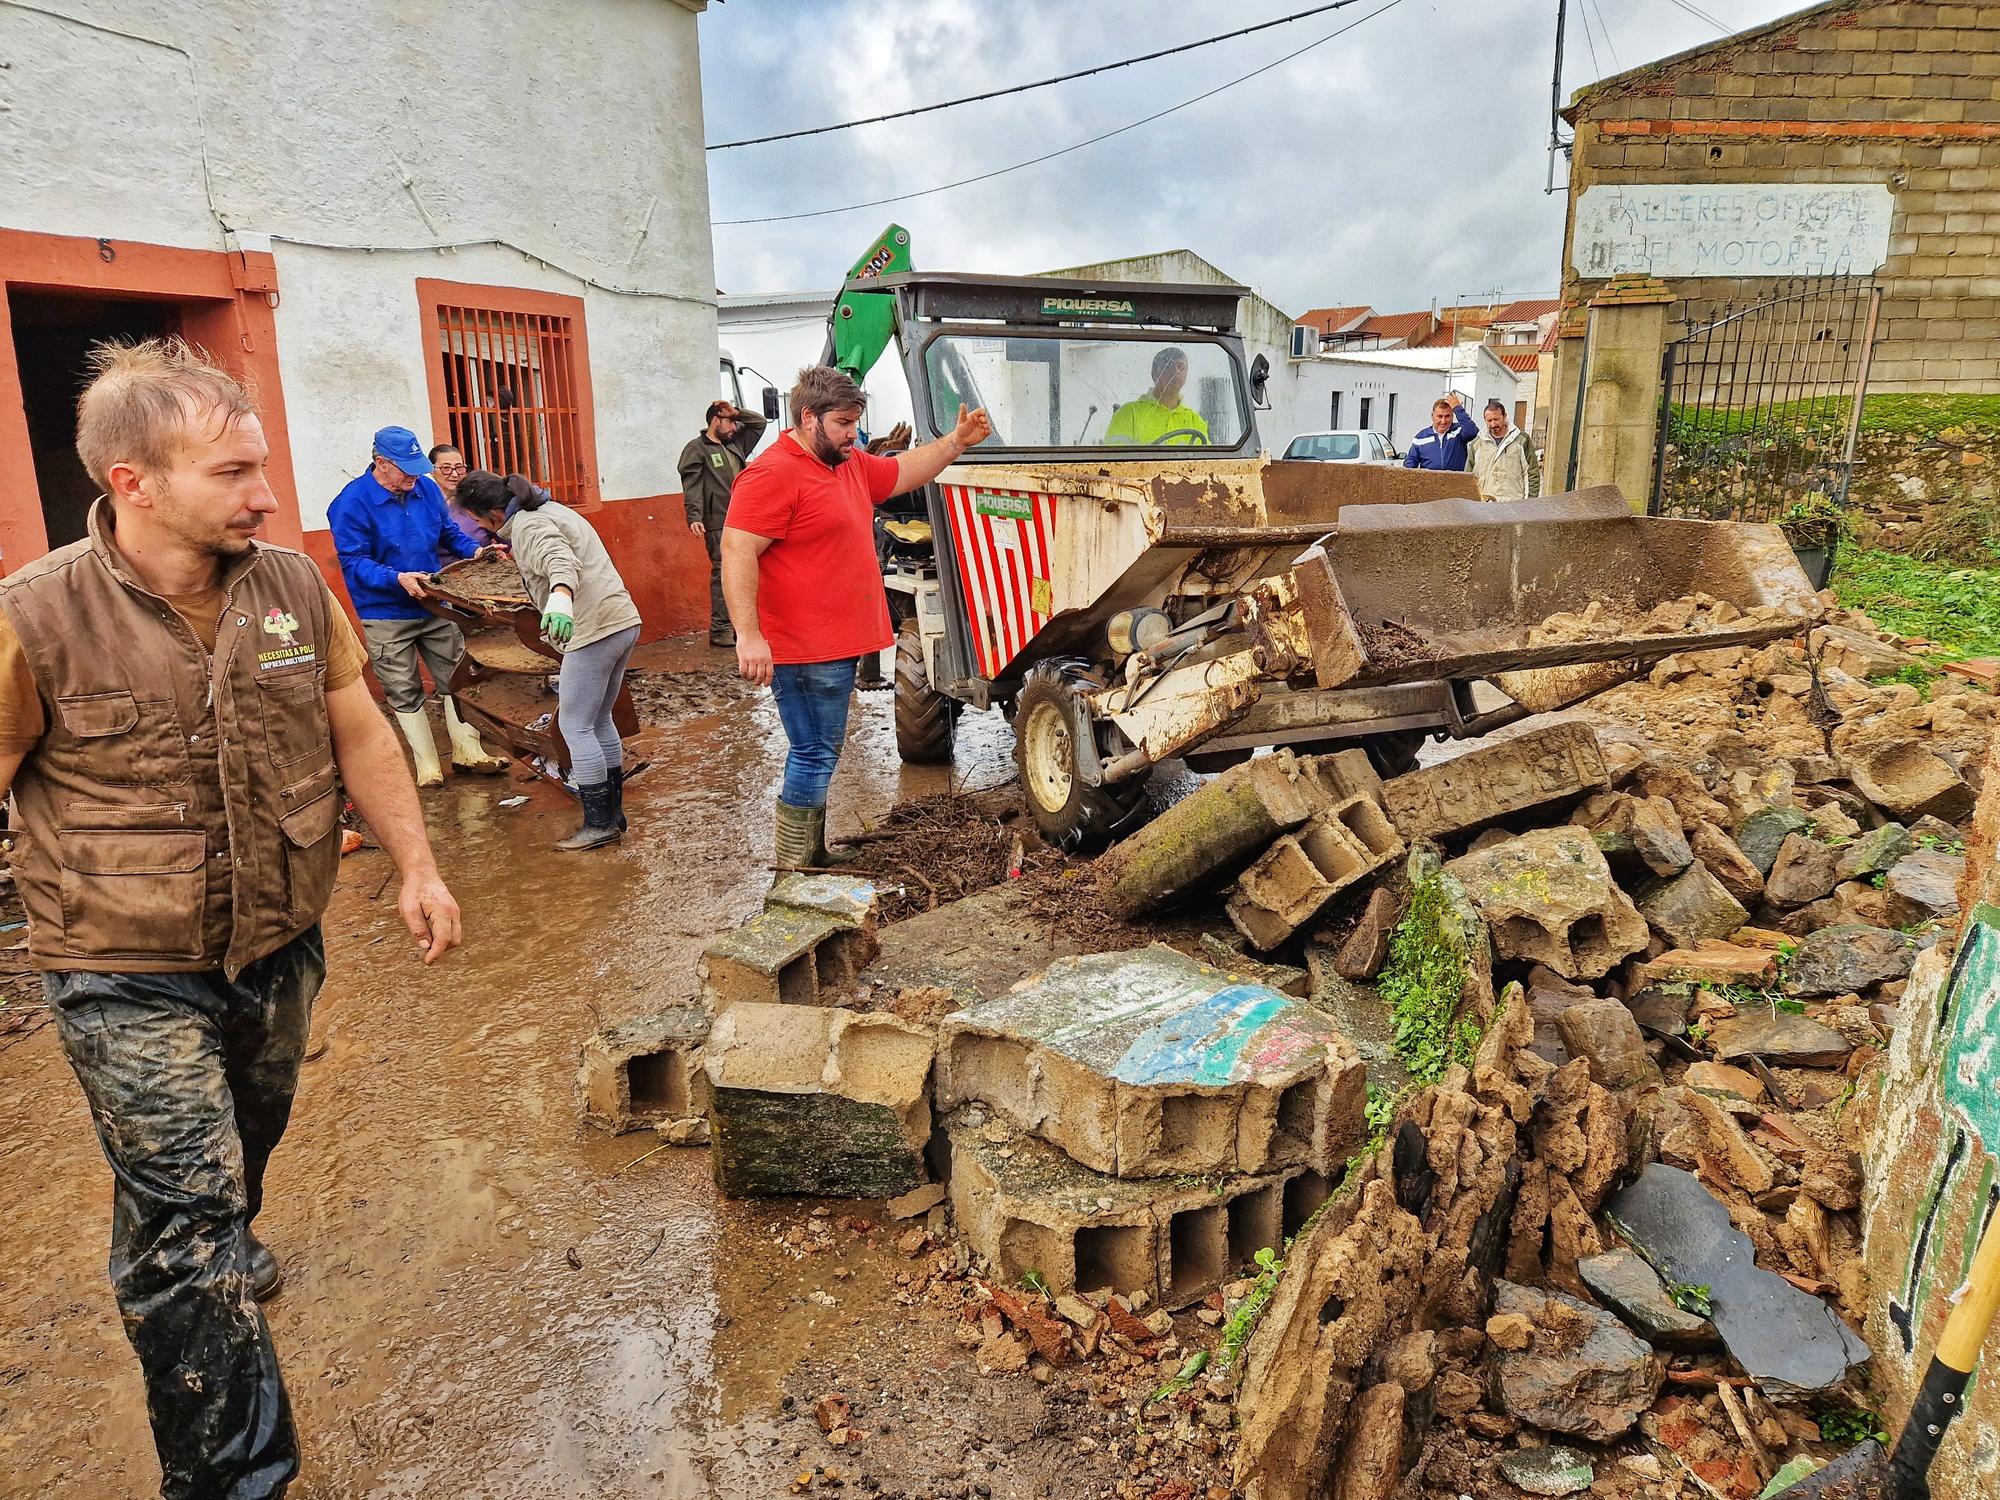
xmin=0 ymin=642 xmax=1092 ymax=1500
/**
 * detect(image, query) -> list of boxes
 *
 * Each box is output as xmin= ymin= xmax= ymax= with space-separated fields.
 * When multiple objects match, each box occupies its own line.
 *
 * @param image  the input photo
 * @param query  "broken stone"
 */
xmin=1735 ymin=806 xmax=1814 ymax=876
xmin=1496 ymin=1446 xmax=1595 ymax=1497
xmin=578 ymin=1003 xmax=712 ymax=1134
xmin=1707 ymin=1008 xmax=1853 ymax=1068
xmin=1098 ymin=750 xmax=1331 ymax=919
xmin=1555 ymin=999 xmax=1660 ymax=1090
xmin=1380 ymin=721 xmax=1609 ymax=842
xmin=1680 ymin=1087 xmax=1778 ymax=1194
xmin=1227 ymin=796 xmax=1404 ymax=950
xmin=1577 ymin=1249 xmax=1718 ymax=1351
xmin=1197 ymin=933 xmax=1310 ymax=996
xmin=1637 ymin=863 xmax=1751 ymax=947
xmin=976 ymin=1331 xmax=1030 ymax=1374
xmin=1845 ymin=741 xmax=1974 ymax=823
xmin=1053 ymin=1294 xmax=1100 ymax=1329
xmin=937 ymin=945 xmax=1367 ymax=1178
xmin=1486 ymin=1280 xmax=1665 ymax=1442
xmin=1485 ymin=1312 xmax=1534 ymax=1351
xmin=813 ymin=1393 xmax=851 ymax=1433
xmin=1764 ymin=835 xmax=1843 ymax=909
xmin=1689 ymin=821 xmax=1765 ymax=906
xmin=1630 ymin=941 xmax=1780 ymax=989
xmin=653 ymin=1116 xmax=710 ymax=1146
xmin=1574 ymin=791 xmax=1695 ymax=876
xmin=1783 ymin=924 xmax=1919 ymax=997
xmin=1333 ymin=886 xmax=1402 ymax=980
xmin=1626 ymin=985 xmax=1692 ymax=1038
xmin=1807 ymin=799 xmax=1862 ymax=843
xmin=1683 ymin=1061 xmax=1766 ymax=1102
xmin=1834 ymin=822 xmax=1914 ymax=881
xmin=1526 ymin=966 xmax=1593 ymax=1064
xmin=1605 ymin=1164 xmax=1870 ymax=1397
xmin=1444 ymin=828 xmax=1648 ymax=980
xmin=1883 ymin=848 xmax=1965 ymax=922
xmin=1380 ymin=1330 xmax=1438 ymax=1393
xmin=704 ymin=1005 xmax=934 ymax=1198
xmin=887 ymin=1182 xmax=947 ymax=1220
xmin=1331 ymin=1382 xmax=1405 ymax=1500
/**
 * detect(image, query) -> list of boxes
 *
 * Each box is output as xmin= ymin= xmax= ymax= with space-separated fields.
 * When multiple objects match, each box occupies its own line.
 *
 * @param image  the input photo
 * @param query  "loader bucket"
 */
xmin=1294 ymin=486 xmax=1822 ymax=692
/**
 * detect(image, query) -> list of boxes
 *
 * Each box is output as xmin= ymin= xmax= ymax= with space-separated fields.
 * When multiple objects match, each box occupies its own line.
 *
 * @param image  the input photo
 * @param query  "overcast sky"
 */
xmin=699 ymin=0 xmax=1807 ymax=314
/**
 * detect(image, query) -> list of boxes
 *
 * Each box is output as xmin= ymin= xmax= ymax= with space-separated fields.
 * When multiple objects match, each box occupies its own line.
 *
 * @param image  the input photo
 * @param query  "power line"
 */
xmin=1574 ymin=0 xmax=1604 ymax=78
xmin=1588 ymin=0 xmax=1622 ymax=70
xmin=1661 ymin=0 xmax=1733 ymax=35
xmin=712 ymin=0 xmax=1405 ymax=228
xmin=706 ymin=0 xmax=1375 ymax=151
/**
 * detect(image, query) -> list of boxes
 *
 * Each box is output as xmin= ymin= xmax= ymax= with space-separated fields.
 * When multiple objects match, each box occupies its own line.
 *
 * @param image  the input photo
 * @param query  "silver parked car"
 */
xmin=1282 ymin=429 xmax=1400 ymax=464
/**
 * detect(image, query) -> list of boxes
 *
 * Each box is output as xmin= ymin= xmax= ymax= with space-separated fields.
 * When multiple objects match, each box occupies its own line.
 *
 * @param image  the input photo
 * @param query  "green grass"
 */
xmin=1668 ymin=393 xmax=2000 ymax=444
xmin=1831 ymin=547 xmax=2000 ymax=662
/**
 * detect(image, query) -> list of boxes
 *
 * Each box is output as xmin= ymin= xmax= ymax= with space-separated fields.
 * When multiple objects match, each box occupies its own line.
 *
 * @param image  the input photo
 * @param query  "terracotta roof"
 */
xmin=1297 ymin=304 xmax=1372 ymax=334
xmin=1497 ymin=350 xmax=1543 ymax=373
xmin=1490 ymin=298 xmax=1561 ymax=325
xmin=1411 ymin=327 xmax=1458 ymax=349
xmin=1354 ymin=310 xmax=1433 ymax=343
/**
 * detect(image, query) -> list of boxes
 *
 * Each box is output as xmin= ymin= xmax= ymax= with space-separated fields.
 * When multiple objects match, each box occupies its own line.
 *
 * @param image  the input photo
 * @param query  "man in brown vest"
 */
xmin=0 ymin=339 xmax=462 ymax=1499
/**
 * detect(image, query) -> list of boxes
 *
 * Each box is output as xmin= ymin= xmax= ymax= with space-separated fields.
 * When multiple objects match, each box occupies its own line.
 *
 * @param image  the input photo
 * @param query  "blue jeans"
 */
xmin=770 ymin=658 xmax=858 ymax=809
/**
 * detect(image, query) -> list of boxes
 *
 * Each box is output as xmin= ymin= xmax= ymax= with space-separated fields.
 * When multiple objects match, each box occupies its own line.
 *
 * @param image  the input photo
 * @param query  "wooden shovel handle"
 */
xmin=1938 ymin=1205 xmax=2000 ymax=1372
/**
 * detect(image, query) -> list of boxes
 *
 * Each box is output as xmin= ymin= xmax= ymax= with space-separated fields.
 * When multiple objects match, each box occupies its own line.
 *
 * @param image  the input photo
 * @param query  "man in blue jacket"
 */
xmin=1402 ymin=391 xmax=1480 ymax=471
xmin=328 ymin=426 xmax=507 ymax=784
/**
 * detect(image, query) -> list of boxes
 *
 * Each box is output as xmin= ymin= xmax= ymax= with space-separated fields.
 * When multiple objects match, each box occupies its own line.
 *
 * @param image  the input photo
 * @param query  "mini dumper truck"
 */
xmin=849 ymin=271 xmax=1822 ymax=850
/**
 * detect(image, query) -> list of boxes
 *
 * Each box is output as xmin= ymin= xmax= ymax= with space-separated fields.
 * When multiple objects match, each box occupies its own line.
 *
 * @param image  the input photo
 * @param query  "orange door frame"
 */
xmin=0 ymin=227 xmax=301 ymax=572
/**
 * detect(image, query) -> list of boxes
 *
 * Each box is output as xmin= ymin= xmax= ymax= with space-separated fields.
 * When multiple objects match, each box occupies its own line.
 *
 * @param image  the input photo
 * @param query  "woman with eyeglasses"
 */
xmin=429 ymin=444 xmax=496 ymax=557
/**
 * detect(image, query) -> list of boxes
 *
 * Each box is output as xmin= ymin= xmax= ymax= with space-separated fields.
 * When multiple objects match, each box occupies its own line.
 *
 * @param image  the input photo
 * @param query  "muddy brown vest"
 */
xmin=0 ymin=501 xmax=342 ymax=977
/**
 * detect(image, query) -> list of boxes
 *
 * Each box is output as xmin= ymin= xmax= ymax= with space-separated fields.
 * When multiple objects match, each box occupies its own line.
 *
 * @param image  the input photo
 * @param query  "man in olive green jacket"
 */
xmin=679 ymin=401 xmax=767 ymax=645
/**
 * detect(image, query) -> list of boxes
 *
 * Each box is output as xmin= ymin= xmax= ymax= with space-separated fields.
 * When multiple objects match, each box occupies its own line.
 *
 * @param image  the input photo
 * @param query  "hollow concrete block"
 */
xmin=937 ymin=945 xmax=1368 ymax=1180
xmin=1380 ymin=721 xmax=1608 ymax=841
xmin=704 ymin=1003 xmax=933 ymax=1198
xmin=945 ymin=1110 xmax=1322 ymax=1307
xmin=1226 ymin=797 xmax=1404 ymax=951
xmin=579 ymin=1004 xmax=712 ymax=1135
xmin=698 ymin=896 xmax=879 ymax=1013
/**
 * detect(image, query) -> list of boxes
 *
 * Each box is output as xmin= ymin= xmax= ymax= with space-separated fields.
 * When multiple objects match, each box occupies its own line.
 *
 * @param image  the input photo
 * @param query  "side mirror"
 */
xmin=1249 ymin=354 xmax=1271 ymax=410
xmin=761 ymin=385 xmax=781 ymax=422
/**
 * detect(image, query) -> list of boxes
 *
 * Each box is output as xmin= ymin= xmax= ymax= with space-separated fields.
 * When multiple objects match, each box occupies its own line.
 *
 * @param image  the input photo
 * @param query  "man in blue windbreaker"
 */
xmin=1402 ymin=391 xmax=1480 ymax=471
xmin=328 ymin=426 xmax=507 ymax=784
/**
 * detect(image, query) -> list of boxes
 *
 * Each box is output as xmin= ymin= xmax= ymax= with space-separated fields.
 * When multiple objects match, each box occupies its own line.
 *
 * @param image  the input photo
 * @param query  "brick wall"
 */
xmin=1562 ymin=0 xmax=2000 ymax=393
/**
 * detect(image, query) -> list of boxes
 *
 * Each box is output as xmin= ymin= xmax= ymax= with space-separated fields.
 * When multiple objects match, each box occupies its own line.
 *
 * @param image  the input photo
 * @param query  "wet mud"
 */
xmin=0 ymin=639 xmax=1148 ymax=1500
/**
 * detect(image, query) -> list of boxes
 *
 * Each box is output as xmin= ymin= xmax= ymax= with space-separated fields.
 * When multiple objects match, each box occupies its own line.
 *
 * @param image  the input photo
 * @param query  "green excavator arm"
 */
xmin=820 ymin=223 xmax=912 ymax=383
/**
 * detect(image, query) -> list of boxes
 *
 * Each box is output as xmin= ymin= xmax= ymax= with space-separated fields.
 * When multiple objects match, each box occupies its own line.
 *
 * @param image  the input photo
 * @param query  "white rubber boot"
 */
xmin=443 ymin=697 xmax=508 ymax=775
xmin=394 ymin=709 xmax=446 ymax=788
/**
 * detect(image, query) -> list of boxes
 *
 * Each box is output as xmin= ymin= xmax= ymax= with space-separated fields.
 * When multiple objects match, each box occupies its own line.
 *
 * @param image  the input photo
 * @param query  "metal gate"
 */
xmin=1650 ymin=277 xmax=1881 ymax=521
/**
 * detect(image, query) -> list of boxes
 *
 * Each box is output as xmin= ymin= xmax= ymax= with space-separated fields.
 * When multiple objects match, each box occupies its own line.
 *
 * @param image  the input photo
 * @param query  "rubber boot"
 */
xmin=806 ymin=807 xmax=860 ymax=869
xmin=774 ymin=800 xmax=818 ymax=874
xmin=246 ymin=1234 xmax=283 ymax=1302
xmin=607 ymin=766 xmax=629 ymax=832
xmin=394 ymin=709 xmax=445 ymax=788
xmin=443 ymin=696 xmax=509 ymax=775
xmin=556 ymin=781 xmax=622 ymax=852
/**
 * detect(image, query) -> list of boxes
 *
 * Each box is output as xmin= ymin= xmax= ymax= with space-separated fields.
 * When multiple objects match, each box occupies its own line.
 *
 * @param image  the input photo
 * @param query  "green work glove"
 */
xmin=541 ymin=589 xmax=574 ymax=645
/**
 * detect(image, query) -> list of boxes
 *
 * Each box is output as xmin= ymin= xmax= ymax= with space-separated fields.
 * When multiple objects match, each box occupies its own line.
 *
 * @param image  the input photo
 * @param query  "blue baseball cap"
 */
xmin=372 ymin=426 xmax=434 ymax=477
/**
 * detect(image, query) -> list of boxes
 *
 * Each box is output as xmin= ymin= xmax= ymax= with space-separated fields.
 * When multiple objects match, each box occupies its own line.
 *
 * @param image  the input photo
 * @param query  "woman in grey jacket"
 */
xmin=455 ymin=472 xmax=643 ymax=850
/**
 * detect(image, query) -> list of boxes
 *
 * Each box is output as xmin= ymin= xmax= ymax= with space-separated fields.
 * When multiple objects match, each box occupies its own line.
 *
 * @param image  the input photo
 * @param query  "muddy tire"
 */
xmin=1012 ymin=662 xmax=1149 ymax=853
xmin=1361 ymin=729 xmax=1426 ymax=779
xmin=894 ymin=618 xmax=957 ymax=763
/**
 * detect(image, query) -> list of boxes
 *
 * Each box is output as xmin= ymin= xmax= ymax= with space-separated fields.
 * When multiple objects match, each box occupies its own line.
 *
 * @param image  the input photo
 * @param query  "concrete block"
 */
xmin=1444 ymin=827 xmax=1649 ymax=981
xmin=578 ymin=1004 xmax=711 ymax=1134
xmin=944 ymin=1110 xmax=1318 ymax=1307
xmin=1098 ymin=750 xmax=1332 ymax=918
xmin=698 ymin=896 xmax=880 ymax=1013
xmin=1380 ymin=722 xmax=1608 ymax=841
xmin=937 ymin=944 xmax=1367 ymax=1180
xmin=1226 ymin=797 xmax=1403 ymax=950
xmin=704 ymin=1004 xmax=933 ymax=1198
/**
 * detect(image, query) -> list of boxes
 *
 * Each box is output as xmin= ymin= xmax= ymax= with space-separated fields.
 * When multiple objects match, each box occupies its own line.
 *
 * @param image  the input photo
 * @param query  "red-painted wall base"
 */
xmin=301 ymin=492 xmax=708 ymax=644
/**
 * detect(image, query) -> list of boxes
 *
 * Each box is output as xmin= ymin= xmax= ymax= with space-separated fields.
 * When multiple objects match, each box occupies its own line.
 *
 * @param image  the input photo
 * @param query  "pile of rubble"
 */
xmin=576 ymin=611 xmax=1992 ymax=1500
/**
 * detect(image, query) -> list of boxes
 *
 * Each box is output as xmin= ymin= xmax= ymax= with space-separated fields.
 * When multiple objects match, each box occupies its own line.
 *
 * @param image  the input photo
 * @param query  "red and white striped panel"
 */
xmin=940 ymin=484 xmax=1059 ymax=680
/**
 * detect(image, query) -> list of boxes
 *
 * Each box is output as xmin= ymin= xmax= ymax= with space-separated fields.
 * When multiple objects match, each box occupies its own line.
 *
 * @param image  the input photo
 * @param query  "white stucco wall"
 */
xmin=1282 ymin=347 xmax=1520 ymax=451
xmin=1 ymin=0 xmax=716 ymax=524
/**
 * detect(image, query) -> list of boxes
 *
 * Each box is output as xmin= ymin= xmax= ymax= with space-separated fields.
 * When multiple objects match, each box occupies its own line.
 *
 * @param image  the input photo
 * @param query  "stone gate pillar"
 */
xmin=1576 ymin=275 xmax=1676 ymax=513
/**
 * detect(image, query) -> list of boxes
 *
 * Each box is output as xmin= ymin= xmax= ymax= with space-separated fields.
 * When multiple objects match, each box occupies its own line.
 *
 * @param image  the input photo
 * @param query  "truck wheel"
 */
xmin=894 ymin=618 xmax=957 ymax=763
xmin=1361 ymin=729 xmax=1425 ymax=779
xmin=1013 ymin=662 xmax=1149 ymax=852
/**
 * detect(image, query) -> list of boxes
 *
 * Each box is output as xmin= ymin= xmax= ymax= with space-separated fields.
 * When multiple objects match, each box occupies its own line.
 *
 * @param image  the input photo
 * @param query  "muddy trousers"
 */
xmin=45 ymin=928 xmax=326 ymax=1500
xmin=770 ymin=657 xmax=859 ymax=809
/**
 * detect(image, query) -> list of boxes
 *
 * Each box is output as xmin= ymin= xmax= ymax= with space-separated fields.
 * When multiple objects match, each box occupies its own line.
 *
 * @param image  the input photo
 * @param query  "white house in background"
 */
xmin=0 ymin=0 xmax=718 ymax=636
xmin=716 ymin=289 xmax=914 ymax=457
xmin=1290 ymin=346 xmax=1522 ymax=454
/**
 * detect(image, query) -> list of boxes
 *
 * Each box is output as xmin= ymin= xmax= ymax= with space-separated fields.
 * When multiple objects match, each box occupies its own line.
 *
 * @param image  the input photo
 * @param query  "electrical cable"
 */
xmin=706 ymin=0 xmax=1374 ymax=150
xmin=711 ymin=0 xmax=1405 ymax=227
xmin=1660 ymin=0 xmax=1733 ymax=35
xmin=1587 ymin=0 xmax=1622 ymax=71
xmin=1574 ymin=0 xmax=1604 ymax=79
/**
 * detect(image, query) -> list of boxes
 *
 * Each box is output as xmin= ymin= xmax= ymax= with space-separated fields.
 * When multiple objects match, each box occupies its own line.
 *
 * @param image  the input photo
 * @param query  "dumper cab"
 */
xmin=873 ymin=271 xmax=1822 ymax=851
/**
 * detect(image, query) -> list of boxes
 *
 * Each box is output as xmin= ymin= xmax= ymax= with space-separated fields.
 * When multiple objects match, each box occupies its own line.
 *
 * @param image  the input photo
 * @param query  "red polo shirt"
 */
xmin=724 ymin=431 xmax=901 ymax=664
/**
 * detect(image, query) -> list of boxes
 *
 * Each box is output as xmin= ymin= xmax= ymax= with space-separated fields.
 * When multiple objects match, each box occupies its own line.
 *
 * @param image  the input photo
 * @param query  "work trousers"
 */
xmin=557 ymin=623 xmax=640 ymax=786
xmin=359 ymin=615 xmax=466 ymax=714
xmin=46 ymin=927 xmax=326 ymax=1500
xmin=701 ymin=519 xmax=729 ymax=637
xmin=770 ymin=657 xmax=859 ymax=809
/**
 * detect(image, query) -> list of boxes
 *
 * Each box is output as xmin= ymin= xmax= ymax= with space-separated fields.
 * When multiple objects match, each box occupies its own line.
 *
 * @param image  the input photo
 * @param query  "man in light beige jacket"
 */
xmin=1470 ymin=399 xmax=1540 ymax=500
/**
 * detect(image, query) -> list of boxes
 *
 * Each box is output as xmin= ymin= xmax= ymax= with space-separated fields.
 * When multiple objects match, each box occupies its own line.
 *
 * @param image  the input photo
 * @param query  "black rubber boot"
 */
xmin=607 ymin=766 xmax=629 ymax=833
xmin=246 ymin=1234 xmax=283 ymax=1302
xmin=557 ymin=782 xmax=622 ymax=851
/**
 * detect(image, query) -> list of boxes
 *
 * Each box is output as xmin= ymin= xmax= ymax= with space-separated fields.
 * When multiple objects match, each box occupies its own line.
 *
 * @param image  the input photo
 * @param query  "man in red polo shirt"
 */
xmin=723 ymin=366 xmax=990 ymax=868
